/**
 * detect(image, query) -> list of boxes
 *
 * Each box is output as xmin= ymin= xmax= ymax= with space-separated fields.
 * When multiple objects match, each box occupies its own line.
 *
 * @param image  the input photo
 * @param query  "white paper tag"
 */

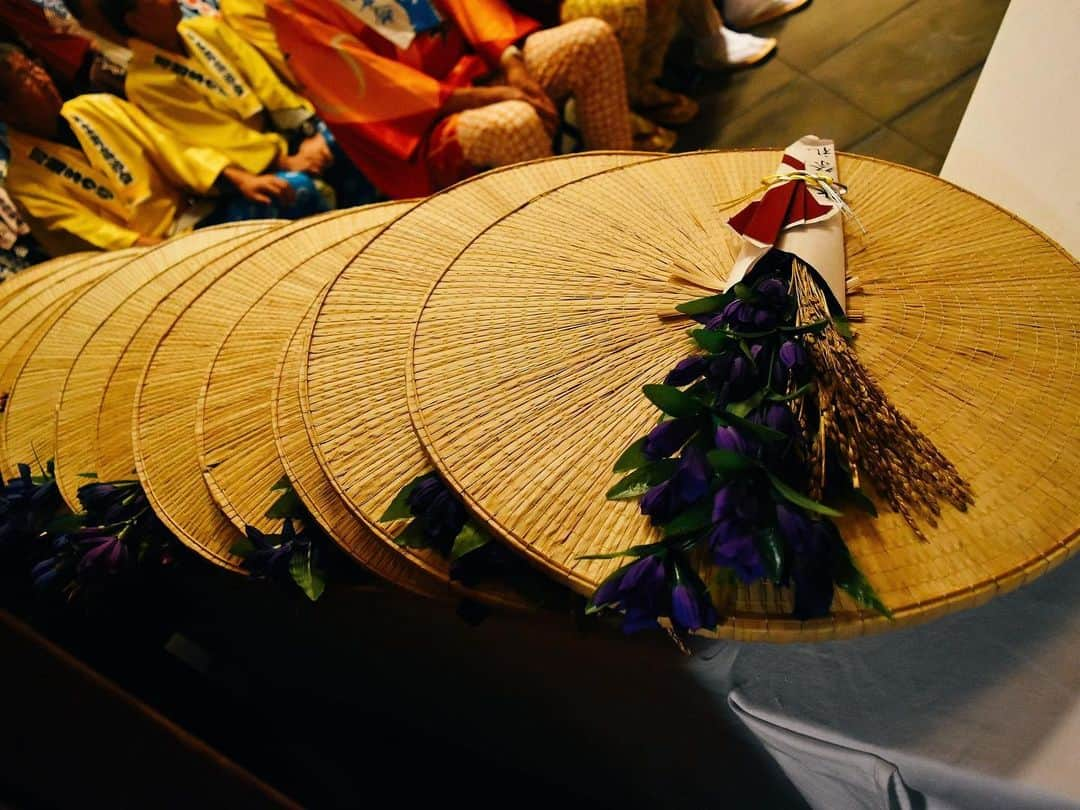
xmin=725 ymin=135 xmax=848 ymax=310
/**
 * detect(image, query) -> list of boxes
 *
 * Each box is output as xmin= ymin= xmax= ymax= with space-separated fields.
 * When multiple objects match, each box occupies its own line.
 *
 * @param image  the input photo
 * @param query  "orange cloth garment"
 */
xmin=264 ymin=0 xmax=539 ymax=197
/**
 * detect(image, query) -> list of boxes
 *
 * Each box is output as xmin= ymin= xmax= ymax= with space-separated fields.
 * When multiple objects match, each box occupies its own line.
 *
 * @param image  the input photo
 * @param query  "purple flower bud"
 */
xmin=714 ymin=425 xmax=749 ymax=455
xmin=755 ymin=277 xmax=788 ymax=308
xmin=762 ymin=403 xmax=796 ymax=438
xmin=708 ymin=519 xmax=765 ymax=583
xmin=640 ymin=481 xmax=674 ymax=524
xmin=664 ymin=355 xmax=708 ymax=387
xmin=671 ymin=582 xmax=717 ymax=632
xmin=775 ymin=504 xmax=811 ymax=550
xmin=619 ymin=554 xmax=665 ymax=594
xmin=642 ymin=418 xmax=695 ymax=460
xmin=779 ymin=340 xmax=807 ymax=371
xmin=752 ymin=307 xmax=777 ymax=329
xmin=672 ymin=446 xmax=710 ymax=505
xmin=712 ymin=484 xmax=735 ymax=522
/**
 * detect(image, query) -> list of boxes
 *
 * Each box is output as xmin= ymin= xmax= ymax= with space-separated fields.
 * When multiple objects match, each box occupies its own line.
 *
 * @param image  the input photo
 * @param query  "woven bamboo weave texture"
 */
xmin=406 ymin=150 xmax=1080 ymax=642
xmin=134 ymin=206 xmax=405 ymax=572
xmin=303 ymin=153 xmax=653 ymax=592
xmin=273 ymin=300 xmax=447 ymax=598
xmin=0 ymin=249 xmax=142 ymax=476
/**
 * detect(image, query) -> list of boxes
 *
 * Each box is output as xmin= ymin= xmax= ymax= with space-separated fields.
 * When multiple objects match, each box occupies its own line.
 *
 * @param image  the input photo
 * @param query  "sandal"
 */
xmin=637 ymin=85 xmax=700 ymax=127
xmin=631 ymin=113 xmax=678 ymax=152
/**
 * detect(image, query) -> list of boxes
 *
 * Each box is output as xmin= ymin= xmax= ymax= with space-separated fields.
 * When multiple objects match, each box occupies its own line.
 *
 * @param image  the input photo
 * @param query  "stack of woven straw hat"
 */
xmin=2 ymin=148 xmax=1077 ymax=641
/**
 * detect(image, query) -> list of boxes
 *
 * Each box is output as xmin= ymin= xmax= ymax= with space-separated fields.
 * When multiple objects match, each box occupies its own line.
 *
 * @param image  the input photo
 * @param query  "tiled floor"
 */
xmin=673 ymin=0 xmax=1010 ymax=174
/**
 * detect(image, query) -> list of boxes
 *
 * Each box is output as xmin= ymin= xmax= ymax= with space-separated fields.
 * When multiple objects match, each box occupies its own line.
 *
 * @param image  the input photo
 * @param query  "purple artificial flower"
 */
xmin=642 ymin=418 xmax=696 ymax=460
xmin=640 ymin=446 xmax=711 ymax=525
xmin=775 ymin=503 xmax=811 ymax=550
xmin=712 ymin=480 xmax=765 ymax=524
xmin=77 ymin=534 xmax=127 ymax=577
xmin=76 ymin=482 xmax=121 ymax=514
xmin=749 ymin=403 xmax=797 ymax=444
xmin=779 ymin=339 xmax=807 ymax=372
xmin=407 ymin=474 xmax=468 ymax=553
xmin=755 ymin=277 xmax=789 ymax=309
xmin=616 ymin=554 xmax=670 ymax=633
xmin=670 ymin=563 xmax=718 ymax=633
xmin=31 ymin=556 xmax=61 ymax=589
xmin=752 ymin=307 xmax=777 ymax=329
xmin=708 ymin=520 xmax=765 ymax=583
xmin=714 ymin=425 xmax=749 ymax=455
xmin=664 ymin=355 xmax=709 ymax=387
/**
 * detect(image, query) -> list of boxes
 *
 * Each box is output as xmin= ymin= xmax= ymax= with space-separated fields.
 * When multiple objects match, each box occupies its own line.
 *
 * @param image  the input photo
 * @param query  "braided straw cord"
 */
xmin=0 ymin=249 xmax=142 ymax=475
xmin=407 ymin=150 xmax=1080 ymax=642
xmin=54 ymin=223 xmax=273 ymax=509
xmin=303 ymin=153 xmax=654 ymax=592
xmin=273 ymin=299 xmax=448 ymax=599
xmin=196 ymin=202 xmax=414 ymax=537
xmin=134 ymin=205 xmax=406 ymax=572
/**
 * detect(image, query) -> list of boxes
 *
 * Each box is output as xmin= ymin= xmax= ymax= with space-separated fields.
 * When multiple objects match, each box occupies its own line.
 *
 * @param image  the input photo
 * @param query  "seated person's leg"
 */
xmin=523 ymin=18 xmax=633 ymax=151
xmin=448 ymin=99 xmax=554 ymax=172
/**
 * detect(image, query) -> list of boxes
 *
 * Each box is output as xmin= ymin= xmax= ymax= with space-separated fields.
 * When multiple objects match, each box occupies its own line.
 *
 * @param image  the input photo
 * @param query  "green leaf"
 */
xmin=76 ymin=472 xmax=98 ymax=480
xmin=727 ymin=389 xmax=765 ymax=419
xmin=733 ymin=282 xmax=754 ymax=301
xmin=727 ymin=413 xmax=787 ymax=443
xmin=767 ymin=473 xmax=843 ymax=517
xmin=767 ymin=382 xmax=815 ymax=403
xmin=662 ymin=502 xmax=713 ymax=537
xmin=675 ymin=289 xmax=734 ymax=316
xmin=642 ymin=384 xmax=705 ymax=418
xmin=690 ymin=328 xmax=731 ymax=354
xmin=392 ymin=520 xmax=429 ymax=549
xmin=450 ymin=522 xmax=489 ymax=560
xmin=706 ymin=449 xmax=754 ymax=473
xmin=848 ymin=487 xmax=878 ymax=517
xmin=755 ymin=528 xmax=785 ymax=583
xmin=579 ymin=540 xmax=667 ymax=561
xmin=289 ymin=544 xmax=326 ymax=602
xmin=46 ymin=513 xmax=85 ymax=534
xmin=379 ymin=474 xmax=427 ymax=521
xmin=832 ymin=315 xmax=854 ymax=339
xmin=834 ymin=550 xmax=891 ymax=618
xmin=779 ymin=319 xmax=830 ymax=335
xmin=606 ymin=460 xmax=677 ymax=500
xmin=612 ymin=437 xmax=649 ymax=473
xmin=230 ymin=537 xmax=257 ymax=558
xmin=266 ymin=486 xmax=303 ymax=520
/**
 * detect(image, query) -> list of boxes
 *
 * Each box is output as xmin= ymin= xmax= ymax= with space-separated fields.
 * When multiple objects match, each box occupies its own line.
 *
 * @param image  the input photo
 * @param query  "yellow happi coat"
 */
xmin=6 ymin=93 xmax=227 ymax=255
xmin=125 ymin=15 xmax=314 ymax=175
xmin=218 ymin=0 xmax=296 ymax=86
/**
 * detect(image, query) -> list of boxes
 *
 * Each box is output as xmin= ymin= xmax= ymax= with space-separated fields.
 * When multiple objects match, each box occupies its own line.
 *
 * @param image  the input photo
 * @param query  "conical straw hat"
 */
xmin=54 ymin=222 xmax=275 ymax=509
xmin=0 ymin=252 xmax=92 ymax=320
xmin=4 ymin=225 xmax=268 ymax=490
xmin=84 ymin=224 xmax=283 ymax=496
xmin=0 ymin=248 xmax=141 ymax=474
xmin=303 ymin=153 xmax=654 ymax=594
xmin=197 ymin=202 xmax=413 ymax=539
xmin=272 ymin=300 xmax=446 ymax=598
xmin=134 ymin=205 xmax=407 ymax=572
xmin=406 ymin=150 xmax=1080 ymax=641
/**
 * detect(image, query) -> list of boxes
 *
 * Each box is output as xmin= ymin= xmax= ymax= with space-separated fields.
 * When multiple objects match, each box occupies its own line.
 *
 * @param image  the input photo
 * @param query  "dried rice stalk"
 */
xmin=791 ymin=259 xmax=973 ymax=539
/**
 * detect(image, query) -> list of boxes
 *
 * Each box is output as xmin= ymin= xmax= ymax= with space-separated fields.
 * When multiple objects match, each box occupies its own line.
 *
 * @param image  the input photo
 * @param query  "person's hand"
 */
xmin=133 ymin=234 xmax=164 ymax=247
xmin=222 ymin=167 xmax=296 ymax=205
xmin=279 ymin=134 xmax=333 ymax=175
xmin=503 ymin=54 xmax=558 ymax=136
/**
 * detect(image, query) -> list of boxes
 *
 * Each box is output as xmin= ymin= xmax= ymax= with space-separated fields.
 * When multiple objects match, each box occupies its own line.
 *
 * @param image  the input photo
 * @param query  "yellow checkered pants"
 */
xmin=454 ymin=17 xmax=632 ymax=170
xmin=560 ymin=0 xmax=679 ymax=104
